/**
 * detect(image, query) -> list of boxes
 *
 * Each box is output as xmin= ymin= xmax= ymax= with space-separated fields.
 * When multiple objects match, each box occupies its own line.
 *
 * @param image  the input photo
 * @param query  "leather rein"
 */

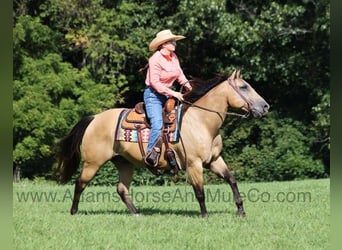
xmin=182 ymin=78 xmax=252 ymax=118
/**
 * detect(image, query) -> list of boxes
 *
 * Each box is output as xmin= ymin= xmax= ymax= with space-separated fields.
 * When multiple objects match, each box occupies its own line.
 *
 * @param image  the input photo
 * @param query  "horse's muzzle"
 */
xmin=251 ymin=102 xmax=270 ymax=118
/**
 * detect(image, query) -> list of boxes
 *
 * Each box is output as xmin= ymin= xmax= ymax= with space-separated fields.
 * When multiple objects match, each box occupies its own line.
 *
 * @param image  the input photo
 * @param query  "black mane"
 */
xmin=183 ymin=73 xmax=229 ymax=103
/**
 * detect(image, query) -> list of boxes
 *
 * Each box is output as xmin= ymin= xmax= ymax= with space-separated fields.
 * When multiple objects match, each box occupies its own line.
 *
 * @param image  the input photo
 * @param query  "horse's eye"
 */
xmin=239 ymin=84 xmax=248 ymax=90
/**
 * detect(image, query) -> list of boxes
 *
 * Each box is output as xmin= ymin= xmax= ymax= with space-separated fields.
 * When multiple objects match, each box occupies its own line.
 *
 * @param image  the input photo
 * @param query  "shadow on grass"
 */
xmin=74 ymin=207 xmax=236 ymax=217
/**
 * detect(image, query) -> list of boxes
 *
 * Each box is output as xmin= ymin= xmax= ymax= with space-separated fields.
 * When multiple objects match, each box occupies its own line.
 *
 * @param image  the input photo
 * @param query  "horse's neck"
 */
xmin=184 ymin=82 xmax=228 ymax=132
xmin=196 ymin=82 xmax=229 ymax=117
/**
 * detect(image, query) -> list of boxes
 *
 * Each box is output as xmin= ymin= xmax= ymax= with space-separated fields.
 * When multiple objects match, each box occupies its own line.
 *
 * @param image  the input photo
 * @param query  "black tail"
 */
xmin=55 ymin=116 xmax=95 ymax=184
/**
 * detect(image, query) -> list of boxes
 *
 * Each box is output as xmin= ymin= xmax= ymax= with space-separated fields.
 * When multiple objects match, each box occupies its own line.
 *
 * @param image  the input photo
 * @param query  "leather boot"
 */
xmin=144 ymin=147 xmax=161 ymax=168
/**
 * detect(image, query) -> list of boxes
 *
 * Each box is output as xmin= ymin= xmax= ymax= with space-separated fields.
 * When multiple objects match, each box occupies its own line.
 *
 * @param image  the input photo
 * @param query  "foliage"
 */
xmin=222 ymin=113 xmax=326 ymax=182
xmin=13 ymin=0 xmax=329 ymax=183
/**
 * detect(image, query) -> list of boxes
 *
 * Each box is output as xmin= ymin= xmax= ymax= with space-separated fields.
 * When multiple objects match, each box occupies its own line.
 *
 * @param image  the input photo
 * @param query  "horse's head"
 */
xmin=227 ymin=70 xmax=269 ymax=118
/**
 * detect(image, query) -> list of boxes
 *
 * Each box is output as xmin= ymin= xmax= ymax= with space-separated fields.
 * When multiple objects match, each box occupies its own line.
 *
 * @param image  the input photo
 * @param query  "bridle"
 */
xmin=227 ymin=78 xmax=254 ymax=111
xmin=182 ymin=78 xmax=252 ymax=118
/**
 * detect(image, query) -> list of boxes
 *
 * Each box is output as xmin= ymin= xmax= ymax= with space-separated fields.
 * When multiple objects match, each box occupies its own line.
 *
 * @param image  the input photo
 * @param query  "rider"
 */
xmin=143 ymin=29 xmax=192 ymax=168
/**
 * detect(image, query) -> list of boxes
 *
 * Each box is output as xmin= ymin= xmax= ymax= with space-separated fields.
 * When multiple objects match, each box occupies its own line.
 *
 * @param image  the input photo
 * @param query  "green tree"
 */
xmin=13 ymin=52 xmax=118 ymax=177
xmin=222 ymin=113 xmax=326 ymax=182
xmin=13 ymin=13 xmax=124 ymax=178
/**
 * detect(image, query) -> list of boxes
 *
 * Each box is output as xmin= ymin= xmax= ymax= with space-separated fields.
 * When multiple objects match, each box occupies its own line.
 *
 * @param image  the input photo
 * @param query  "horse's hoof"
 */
xmin=201 ymin=212 xmax=209 ymax=218
xmin=236 ymin=209 xmax=246 ymax=217
xmin=70 ymin=208 xmax=78 ymax=215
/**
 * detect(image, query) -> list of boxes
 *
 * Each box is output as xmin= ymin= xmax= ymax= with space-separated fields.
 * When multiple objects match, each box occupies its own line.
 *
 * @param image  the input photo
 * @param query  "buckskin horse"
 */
xmin=55 ymin=70 xmax=269 ymax=217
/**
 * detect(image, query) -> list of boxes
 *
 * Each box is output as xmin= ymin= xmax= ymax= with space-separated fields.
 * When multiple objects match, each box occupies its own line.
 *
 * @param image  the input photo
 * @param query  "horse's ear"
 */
xmin=237 ymin=70 xmax=241 ymax=78
xmin=229 ymin=69 xmax=237 ymax=79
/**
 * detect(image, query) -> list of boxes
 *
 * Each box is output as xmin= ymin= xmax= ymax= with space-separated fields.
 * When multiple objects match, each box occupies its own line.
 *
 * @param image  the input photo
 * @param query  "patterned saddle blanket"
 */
xmin=115 ymin=98 xmax=183 ymax=143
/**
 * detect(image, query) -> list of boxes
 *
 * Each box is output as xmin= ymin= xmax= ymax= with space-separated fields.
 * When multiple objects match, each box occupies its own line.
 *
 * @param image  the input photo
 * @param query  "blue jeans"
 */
xmin=144 ymin=87 xmax=167 ymax=152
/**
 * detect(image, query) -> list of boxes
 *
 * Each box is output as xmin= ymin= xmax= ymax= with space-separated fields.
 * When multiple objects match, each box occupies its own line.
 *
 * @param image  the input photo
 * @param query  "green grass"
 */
xmin=14 ymin=179 xmax=330 ymax=250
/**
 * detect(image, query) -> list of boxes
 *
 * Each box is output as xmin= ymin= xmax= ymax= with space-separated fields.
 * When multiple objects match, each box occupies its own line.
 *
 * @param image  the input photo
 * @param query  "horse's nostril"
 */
xmin=264 ymin=103 xmax=270 ymax=112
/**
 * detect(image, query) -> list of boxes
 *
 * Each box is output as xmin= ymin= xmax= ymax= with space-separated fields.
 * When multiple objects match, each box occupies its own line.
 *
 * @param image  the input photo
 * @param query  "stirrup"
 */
xmin=165 ymin=148 xmax=180 ymax=174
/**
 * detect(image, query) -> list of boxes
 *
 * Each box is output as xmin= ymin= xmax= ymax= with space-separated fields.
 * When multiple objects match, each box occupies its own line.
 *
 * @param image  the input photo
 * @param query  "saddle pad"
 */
xmin=115 ymin=108 xmax=182 ymax=143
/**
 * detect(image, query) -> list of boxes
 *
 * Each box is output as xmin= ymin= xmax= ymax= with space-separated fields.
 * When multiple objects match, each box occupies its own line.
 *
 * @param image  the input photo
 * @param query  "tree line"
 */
xmin=13 ymin=0 xmax=330 ymax=185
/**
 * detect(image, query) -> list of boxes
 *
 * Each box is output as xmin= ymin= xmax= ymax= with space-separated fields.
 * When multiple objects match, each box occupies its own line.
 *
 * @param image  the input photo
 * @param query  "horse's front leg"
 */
xmin=187 ymin=161 xmax=208 ymax=217
xmin=115 ymin=162 xmax=139 ymax=215
xmin=210 ymin=156 xmax=246 ymax=216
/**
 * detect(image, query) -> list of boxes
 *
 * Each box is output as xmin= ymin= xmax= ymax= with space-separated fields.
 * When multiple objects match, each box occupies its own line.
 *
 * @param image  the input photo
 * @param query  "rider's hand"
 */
xmin=173 ymin=92 xmax=184 ymax=101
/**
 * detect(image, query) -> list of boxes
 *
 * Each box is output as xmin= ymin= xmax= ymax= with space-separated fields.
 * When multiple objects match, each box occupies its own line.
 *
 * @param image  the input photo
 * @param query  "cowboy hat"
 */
xmin=149 ymin=29 xmax=186 ymax=51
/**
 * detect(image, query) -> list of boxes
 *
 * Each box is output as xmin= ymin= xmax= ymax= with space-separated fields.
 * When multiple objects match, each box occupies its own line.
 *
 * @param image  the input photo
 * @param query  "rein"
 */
xmin=182 ymin=100 xmax=249 ymax=118
xmin=182 ymin=78 xmax=251 ymax=118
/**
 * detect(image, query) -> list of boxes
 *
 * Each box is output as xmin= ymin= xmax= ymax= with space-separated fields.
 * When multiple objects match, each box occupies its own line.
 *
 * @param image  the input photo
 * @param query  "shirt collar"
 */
xmin=160 ymin=49 xmax=173 ymax=60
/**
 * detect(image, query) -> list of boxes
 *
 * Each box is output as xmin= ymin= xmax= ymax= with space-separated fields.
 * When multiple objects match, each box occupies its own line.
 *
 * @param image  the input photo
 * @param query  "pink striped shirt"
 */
xmin=145 ymin=50 xmax=191 ymax=97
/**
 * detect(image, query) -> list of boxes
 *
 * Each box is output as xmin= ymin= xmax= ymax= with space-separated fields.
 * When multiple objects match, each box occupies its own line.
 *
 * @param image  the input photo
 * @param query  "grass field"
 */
xmin=13 ymin=178 xmax=330 ymax=250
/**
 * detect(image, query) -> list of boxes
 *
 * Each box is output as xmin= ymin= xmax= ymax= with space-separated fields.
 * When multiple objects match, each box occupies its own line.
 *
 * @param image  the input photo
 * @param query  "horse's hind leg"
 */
xmin=70 ymin=161 xmax=101 ymax=215
xmin=210 ymin=156 xmax=246 ymax=216
xmin=113 ymin=157 xmax=139 ymax=215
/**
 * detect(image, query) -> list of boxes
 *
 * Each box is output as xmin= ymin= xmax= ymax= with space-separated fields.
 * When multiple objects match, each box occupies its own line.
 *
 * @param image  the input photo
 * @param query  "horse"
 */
xmin=55 ymin=70 xmax=269 ymax=217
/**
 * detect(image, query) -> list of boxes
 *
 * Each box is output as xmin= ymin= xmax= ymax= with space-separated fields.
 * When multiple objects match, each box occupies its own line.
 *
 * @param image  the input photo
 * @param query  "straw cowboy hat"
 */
xmin=149 ymin=29 xmax=186 ymax=51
